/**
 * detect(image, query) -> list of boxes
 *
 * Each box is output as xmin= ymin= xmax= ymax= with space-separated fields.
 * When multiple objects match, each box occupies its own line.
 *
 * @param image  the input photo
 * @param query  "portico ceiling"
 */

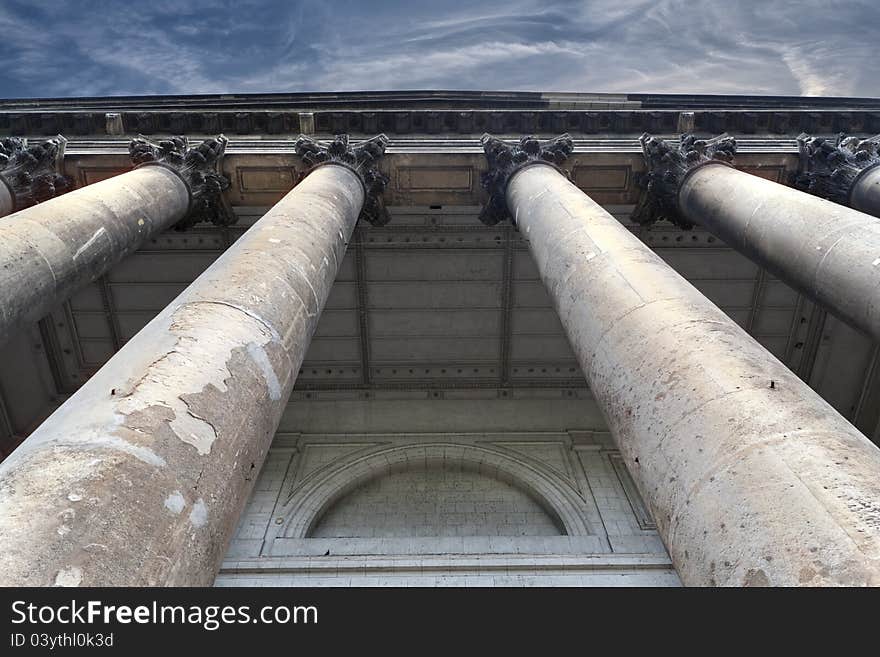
xmin=1 ymin=90 xmax=879 ymax=454
xmin=24 ymin=141 xmax=878 ymax=445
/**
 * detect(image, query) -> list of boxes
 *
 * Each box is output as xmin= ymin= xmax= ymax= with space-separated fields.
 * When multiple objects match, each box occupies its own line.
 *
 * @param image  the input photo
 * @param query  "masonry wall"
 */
xmin=215 ymin=396 xmax=681 ymax=587
xmin=311 ymin=465 xmax=565 ymax=538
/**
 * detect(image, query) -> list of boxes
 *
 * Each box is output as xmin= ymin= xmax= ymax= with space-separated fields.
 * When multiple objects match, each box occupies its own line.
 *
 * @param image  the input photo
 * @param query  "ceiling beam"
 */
xmin=353 ymin=226 xmax=372 ymax=386
xmin=745 ymin=268 xmax=767 ymax=333
xmin=797 ymin=304 xmax=828 ymax=384
xmin=0 ymin=385 xmax=13 ymax=440
xmin=97 ymin=276 xmax=123 ymax=353
xmin=498 ymin=226 xmax=515 ymax=386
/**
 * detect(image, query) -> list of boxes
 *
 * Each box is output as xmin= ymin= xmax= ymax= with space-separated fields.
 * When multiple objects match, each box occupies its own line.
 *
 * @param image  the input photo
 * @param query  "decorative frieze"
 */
xmin=129 ymin=134 xmax=233 ymax=229
xmin=294 ymin=133 xmax=390 ymax=226
xmin=794 ymin=133 xmax=880 ymax=205
xmin=633 ymin=132 xmax=737 ymax=228
xmin=0 ymin=136 xmax=71 ymax=211
xmin=478 ymin=133 xmax=574 ymax=226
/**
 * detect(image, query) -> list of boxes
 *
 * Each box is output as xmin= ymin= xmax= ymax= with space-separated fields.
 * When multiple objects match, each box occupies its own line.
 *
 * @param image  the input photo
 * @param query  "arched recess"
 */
xmin=274 ymin=442 xmax=597 ymax=539
xmin=311 ymin=463 xmax=565 ymax=537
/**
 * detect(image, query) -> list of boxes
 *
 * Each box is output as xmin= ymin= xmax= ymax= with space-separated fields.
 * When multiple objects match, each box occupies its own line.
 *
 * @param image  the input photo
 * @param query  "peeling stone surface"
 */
xmin=504 ymin=162 xmax=880 ymax=586
xmin=678 ymin=164 xmax=880 ymax=342
xmin=164 ymin=492 xmax=186 ymax=514
xmin=189 ymin=499 xmax=208 ymax=528
xmin=53 ymin=566 xmax=83 ymax=587
xmin=0 ymin=164 xmax=366 ymax=586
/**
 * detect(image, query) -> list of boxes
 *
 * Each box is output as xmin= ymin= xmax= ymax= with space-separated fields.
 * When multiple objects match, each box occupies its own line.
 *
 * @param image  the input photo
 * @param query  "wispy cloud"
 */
xmin=0 ymin=0 xmax=876 ymax=98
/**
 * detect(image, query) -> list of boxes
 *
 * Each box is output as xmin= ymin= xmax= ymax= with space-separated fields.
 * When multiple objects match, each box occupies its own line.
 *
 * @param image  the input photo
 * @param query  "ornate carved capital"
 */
xmin=478 ymin=133 xmax=574 ymax=226
xmin=795 ymin=133 xmax=880 ymax=205
xmin=0 ymin=136 xmax=71 ymax=211
xmin=633 ymin=132 xmax=737 ymax=229
xmin=293 ymin=133 xmax=390 ymax=227
xmin=129 ymin=134 xmax=233 ymax=230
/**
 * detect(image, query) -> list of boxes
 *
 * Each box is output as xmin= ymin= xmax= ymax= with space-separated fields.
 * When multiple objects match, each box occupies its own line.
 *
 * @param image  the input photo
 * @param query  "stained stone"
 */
xmin=482 ymin=135 xmax=880 ymax=586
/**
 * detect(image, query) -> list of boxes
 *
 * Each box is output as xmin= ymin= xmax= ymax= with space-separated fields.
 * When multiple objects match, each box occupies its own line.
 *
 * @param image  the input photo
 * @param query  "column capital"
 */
xmin=294 ymin=133 xmax=390 ymax=226
xmin=633 ymin=132 xmax=737 ymax=228
xmin=478 ymin=133 xmax=573 ymax=226
xmin=0 ymin=136 xmax=71 ymax=211
xmin=795 ymin=133 xmax=880 ymax=205
xmin=129 ymin=134 xmax=232 ymax=230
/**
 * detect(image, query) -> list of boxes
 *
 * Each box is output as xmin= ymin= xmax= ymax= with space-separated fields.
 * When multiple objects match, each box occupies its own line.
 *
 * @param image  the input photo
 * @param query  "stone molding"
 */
xmin=273 ymin=441 xmax=597 ymax=540
xmin=129 ymin=134 xmax=233 ymax=229
xmin=478 ymin=133 xmax=574 ymax=226
xmin=633 ymin=132 xmax=737 ymax=228
xmin=293 ymin=133 xmax=390 ymax=226
xmin=0 ymin=135 xmax=71 ymax=211
xmin=795 ymin=132 xmax=880 ymax=205
xmin=4 ymin=105 xmax=878 ymax=138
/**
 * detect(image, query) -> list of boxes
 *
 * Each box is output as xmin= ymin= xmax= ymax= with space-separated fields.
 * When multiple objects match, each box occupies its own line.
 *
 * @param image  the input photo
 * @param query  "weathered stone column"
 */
xmin=0 ymin=135 xmax=230 ymax=346
xmin=796 ymin=133 xmax=880 ymax=217
xmin=0 ymin=134 xmax=389 ymax=586
xmin=0 ymin=136 xmax=70 ymax=216
xmin=480 ymin=134 xmax=880 ymax=586
xmin=636 ymin=133 xmax=880 ymax=341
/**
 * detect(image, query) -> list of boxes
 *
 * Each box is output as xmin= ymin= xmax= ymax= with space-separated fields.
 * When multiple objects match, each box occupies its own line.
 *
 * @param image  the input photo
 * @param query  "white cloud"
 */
xmin=0 ymin=0 xmax=877 ymax=98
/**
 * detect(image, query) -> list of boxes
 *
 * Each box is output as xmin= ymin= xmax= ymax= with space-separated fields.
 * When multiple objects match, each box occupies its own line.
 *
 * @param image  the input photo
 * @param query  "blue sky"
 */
xmin=0 ymin=0 xmax=877 ymax=98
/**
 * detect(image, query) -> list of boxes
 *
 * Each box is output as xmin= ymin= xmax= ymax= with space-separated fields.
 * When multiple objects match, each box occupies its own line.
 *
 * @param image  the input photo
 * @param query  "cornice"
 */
xmin=56 ymin=136 xmax=803 ymax=156
xmin=2 ymin=107 xmax=879 ymax=139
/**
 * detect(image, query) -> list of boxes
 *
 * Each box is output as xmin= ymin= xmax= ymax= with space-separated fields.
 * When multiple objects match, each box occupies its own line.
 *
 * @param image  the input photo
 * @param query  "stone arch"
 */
xmin=276 ymin=442 xmax=596 ymax=538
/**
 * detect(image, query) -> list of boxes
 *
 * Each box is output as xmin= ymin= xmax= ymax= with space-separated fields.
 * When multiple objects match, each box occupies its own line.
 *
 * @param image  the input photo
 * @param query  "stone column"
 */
xmin=636 ymin=133 xmax=880 ymax=342
xmin=796 ymin=133 xmax=880 ymax=217
xmin=0 ymin=136 xmax=70 ymax=216
xmin=480 ymin=134 xmax=880 ymax=586
xmin=0 ymin=135 xmax=230 ymax=346
xmin=0 ymin=134 xmax=389 ymax=587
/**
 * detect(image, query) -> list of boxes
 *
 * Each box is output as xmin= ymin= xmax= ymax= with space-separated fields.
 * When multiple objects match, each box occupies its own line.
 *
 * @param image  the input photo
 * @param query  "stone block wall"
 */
xmin=311 ymin=466 xmax=564 ymax=538
xmin=215 ymin=429 xmax=681 ymax=587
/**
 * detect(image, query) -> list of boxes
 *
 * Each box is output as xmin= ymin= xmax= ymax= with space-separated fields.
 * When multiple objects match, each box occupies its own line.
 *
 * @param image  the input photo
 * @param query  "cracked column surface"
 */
xmin=0 ymin=134 xmax=389 ymax=586
xmin=0 ymin=135 xmax=229 ymax=346
xmin=480 ymin=134 xmax=880 ymax=586
xmin=638 ymin=133 xmax=880 ymax=341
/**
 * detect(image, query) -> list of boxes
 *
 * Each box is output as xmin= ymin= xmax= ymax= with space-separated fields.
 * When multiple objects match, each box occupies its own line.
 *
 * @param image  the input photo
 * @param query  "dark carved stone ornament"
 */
xmin=795 ymin=133 xmax=880 ymax=205
xmin=129 ymin=134 xmax=233 ymax=230
xmin=293 ymin=133 xmax=391 ymax=226
xmin=478 ymin=133 xmax=574 ymax=226
xmin=633 ymin=132 xmax=737 ymax=229
xmin=0 ymin=136 xmax=72 ymax=212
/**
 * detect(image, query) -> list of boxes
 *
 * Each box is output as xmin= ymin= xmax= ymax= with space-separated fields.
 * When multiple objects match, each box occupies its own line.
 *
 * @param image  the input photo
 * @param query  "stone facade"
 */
xmin=2 ymin=92 xmax=880 ymax=586
xmin=216 ymin=429 xmax=679 ymax=586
